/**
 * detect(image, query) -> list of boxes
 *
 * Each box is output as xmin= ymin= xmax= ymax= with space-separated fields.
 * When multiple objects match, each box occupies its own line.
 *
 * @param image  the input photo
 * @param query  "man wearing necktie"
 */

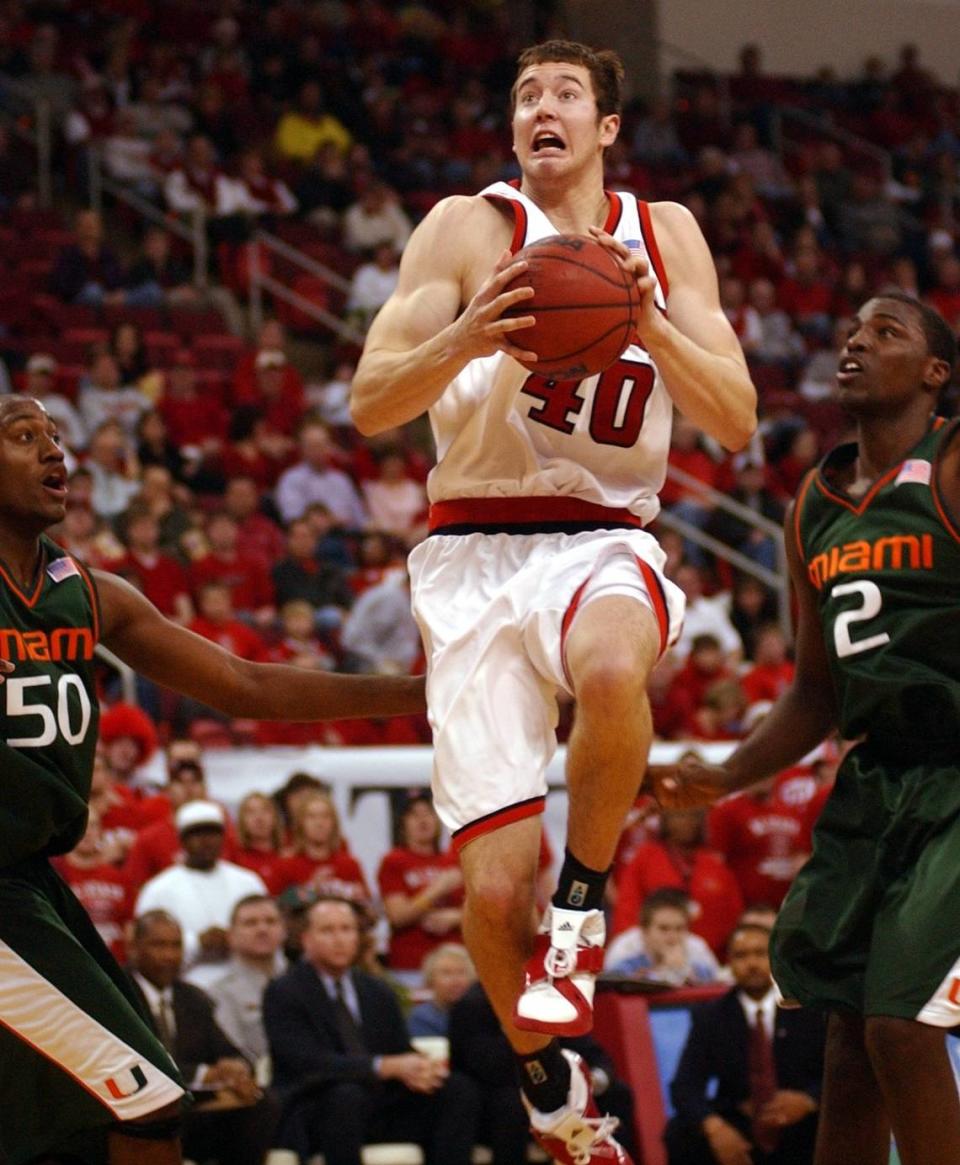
xmin=264 ymin=896 xmax=480 ymax=1165
xmin=664 ymin=923 xmax=825 ymax=1164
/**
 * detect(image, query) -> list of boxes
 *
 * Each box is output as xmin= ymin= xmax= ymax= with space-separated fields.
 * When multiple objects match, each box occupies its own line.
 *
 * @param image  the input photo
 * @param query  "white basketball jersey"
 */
xmin=426 ymin=182 xmax=673 ymax=526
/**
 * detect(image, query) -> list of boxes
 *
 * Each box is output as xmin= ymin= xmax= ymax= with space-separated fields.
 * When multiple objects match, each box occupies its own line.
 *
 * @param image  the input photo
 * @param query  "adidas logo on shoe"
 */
xmin=558 ymin=921 xmax=574 ymax=932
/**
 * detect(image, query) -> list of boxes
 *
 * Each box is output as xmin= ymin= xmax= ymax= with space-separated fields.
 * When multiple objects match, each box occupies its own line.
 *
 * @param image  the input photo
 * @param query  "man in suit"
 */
xmin=127 ymin=909 xmax=278 ymax=1165
xmin=665 ymin=923 xmax=825 ymax=1165
xmin=263 ymin=895 xmax=479 ymax=1165
xmin=449 ymin=980 xmax=639 ymax=1165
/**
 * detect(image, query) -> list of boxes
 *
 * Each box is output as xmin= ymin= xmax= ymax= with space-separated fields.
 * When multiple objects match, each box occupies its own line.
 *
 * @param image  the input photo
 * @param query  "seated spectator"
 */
xmin=127 ymin=910 xmax=278 ymax=1165
xmin=720 ymin=275 xmax=763 ymax=356
xmin=53 ymin=495 xmax=125 ymax=568
xmin=123 ymin=755 xmax=238 ymax=888
xmin=275 ymin=420 xmax=368 ymax=528
xmin=220 ymin=405 xmax=295 ymax=491
xmin=631 ymin=95 xmax=688 ymax=168
xmin=209 ymin=894 xmax=287 ymax=1069
xmin=342 ymin=180 xmax=413 ymax=254
xmin=690 ymin=676 xmax=751 ymax=741
xmin=134 ymin=800 xmax=267 ymax=975
xmin=307 ymin=359 xmax=356 ymax=429
xmin=158 ymin=348 xmax=228 ymax=462
xmin=88 ymin=751 xmax=164 ymax=863
xmin=661 ymin=415 xmax=722 ymax=568
xmin=232 ymin=319 xmax=305 ymax=417
xmin=136 ymin=463 xmax=193 ymax=554
xmin=708 ymin=773 xmax=807 ymax=910
xmin=349 ymin=531 xmax=395 ymax=598
xmin=340 ymin=568 xmax=421 ymax=675
xmin=99 ymin=700 xmax=160 ymax=791
xmin=377 ymin=792 xmax=464 ymax=984
xmin=189 ymin=580 xmax=270 ymax=661
xmin=294 ymin=140 xmax=356 ymax=229
xmin=273 ymin=79 xmax=352 ymax=164
xmin=765 ymin=421 xmax=820 ymax=503
xmin=49 ymin=208 xmax=126 ymax=306
xmin=729 ymin=574 xmax=780 ymax=660
xmin=221 ymin=474 xmax=286 ymax=569
xmin=164 ymin=133 xmax=236 ymax=218
xmin=125 ymin=226 xmax=193 ymax=307
xmin=229 ymin=147 xmax=298 ymax=219
xmin=926 ymin=252 xmax=960 ymax=326
xmin=797 ymin=316 xmax=849 ymax=402
xmin=408 ymin=943 xmax=476 ymax=1039
xmin=671 ymin=564 xmax=743 ymax=663
xmin=110 ymin=321 xmax=154 ymax=389
xmin=664 ymin=634 xmax=736 ymax=736
xmin=664 ymin=923 xmax=825 ymax=1165
xmin=777 ymin=241 xmax=835 ymax=346
xmin=232 ymin=791 xmax=289 ymax=894
xmin=79 ymin=350 xmax=151 ymax=440
xmin=747 ymin=278 xmax=807 ymax=367
xmin=361 ymin=447 xmax=427 ymax=544
xmin=448 ymin=980 xmax=638 ymax=1165
xmin=268 ymin=598 xmax=337 ymax=672
xmin=242 ymin=349 xmax=306 ymax=438
xmin=704 ymin=451 xmax=785 ymax=572
xmin=53 ymin=810 xmax=134 ymax=964
xmin=303 ymin=501 xmax=356 ymax=570
xmin=263 ymin=896 xmax=479 ymax=1165
xmin=136 ymin=408 xmax=191 ymax=484
xmin=729 ymin=121 xmax=793 ymax=201
xmin=109 ymin=503 xmax=194 ymax=624
xmin=611 ymin=807 xmax=744 ymax=959
xmin=281 ymin=790 xmax=371 ymax=908
xmin=741 ymin=623 xmax=795 ymax=704
xmin=272 ymin=771 xmax=329 ymax=843
xmin=837 ymin=171 xmax=907 ymax=258
xmin=190 ymin=510 xmax=275 ymax=626
xmin=102 ymin=108 xmax=156 ymax=195
xmin=604 ymin=887 xmax=720 ymax=985
xmin=271 ymin=518 xmax=354 ymax=620
xmin=23 ymin=353 xmax=88 ymax=452
xmin=346 ymin=242 xmax=400 ymax=333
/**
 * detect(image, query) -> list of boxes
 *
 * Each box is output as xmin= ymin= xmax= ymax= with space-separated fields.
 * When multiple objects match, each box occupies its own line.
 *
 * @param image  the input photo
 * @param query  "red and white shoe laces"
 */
xmin=514 ymin=906 xmax=606 ymax=1036
xmin=524 ymin=1050 xmax=634 ymax=1165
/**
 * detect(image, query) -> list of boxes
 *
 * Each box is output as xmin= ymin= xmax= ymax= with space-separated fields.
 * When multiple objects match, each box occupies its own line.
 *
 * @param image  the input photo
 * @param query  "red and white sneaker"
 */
xmin=524 ymin=1050 xmax=634 ymax=1165
xmin=514 ymin=906 xmax=606 ymax=1036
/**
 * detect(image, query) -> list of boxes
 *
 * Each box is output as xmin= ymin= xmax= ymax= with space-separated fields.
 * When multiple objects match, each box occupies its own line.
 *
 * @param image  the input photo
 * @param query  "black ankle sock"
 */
xmin=516 ymin=1041 xmax=571 ymax=1114
xmin=552 ymin=847 xmax=610 ymax=913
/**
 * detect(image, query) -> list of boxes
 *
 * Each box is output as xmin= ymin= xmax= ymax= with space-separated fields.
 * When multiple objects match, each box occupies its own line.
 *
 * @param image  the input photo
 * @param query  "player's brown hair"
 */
xmin=511 ymin=40 xmax=625 ymax=118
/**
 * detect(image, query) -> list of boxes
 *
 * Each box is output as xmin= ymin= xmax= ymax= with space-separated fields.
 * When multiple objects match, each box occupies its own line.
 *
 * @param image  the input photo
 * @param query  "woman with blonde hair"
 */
xmin=232 ymin=791 xmax=289 ymax=894
xmin=282 ymin=789 xmax=371 ymax=906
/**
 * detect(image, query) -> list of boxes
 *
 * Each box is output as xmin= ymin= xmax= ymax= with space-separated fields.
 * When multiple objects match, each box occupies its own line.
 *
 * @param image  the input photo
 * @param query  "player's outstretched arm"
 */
xmin=96 ymin=571 xmax=425 ymax=720
xmin=649 ymin=500 xmax=838 ymax=808
xmin=350 ymin=196 xmax=536 ymax=435
xmin=592 ymin=203 xmax=757 ymax=451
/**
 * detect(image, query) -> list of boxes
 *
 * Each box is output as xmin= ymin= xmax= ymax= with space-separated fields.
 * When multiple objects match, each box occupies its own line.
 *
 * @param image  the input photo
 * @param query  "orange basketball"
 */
xmin=503 ymin=234 xmax=640 ymax=380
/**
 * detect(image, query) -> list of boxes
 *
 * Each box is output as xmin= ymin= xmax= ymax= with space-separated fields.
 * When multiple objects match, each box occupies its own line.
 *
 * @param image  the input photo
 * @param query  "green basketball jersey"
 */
xmin=0 ymin=537 xmax=101 ymax=867
xmin=795 ymin=417 xmax=960 ymax=749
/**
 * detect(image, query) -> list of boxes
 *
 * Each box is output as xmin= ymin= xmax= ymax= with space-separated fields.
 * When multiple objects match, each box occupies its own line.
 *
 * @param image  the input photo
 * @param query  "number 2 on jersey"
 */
xmin=832 ymin=580 xmax=891 ymax=659
xmin=521 ymin=360 xmax=655 ymax=448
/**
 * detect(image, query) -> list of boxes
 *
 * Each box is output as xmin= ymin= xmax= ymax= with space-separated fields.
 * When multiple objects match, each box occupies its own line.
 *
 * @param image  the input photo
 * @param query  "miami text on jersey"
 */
xmin=0 ymin=627 xmax=96 ymax=662
xmin=807 ymin=533 xmax=934 ymax=590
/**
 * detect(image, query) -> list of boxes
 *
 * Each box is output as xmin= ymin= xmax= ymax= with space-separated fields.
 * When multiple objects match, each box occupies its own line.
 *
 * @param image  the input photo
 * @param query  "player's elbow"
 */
xmin=349 ymin=377 xmax=390 ymax=437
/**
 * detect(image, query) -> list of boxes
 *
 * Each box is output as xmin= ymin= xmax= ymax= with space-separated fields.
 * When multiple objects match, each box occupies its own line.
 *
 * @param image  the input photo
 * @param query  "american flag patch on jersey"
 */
xmin=46 ymin=556 xmax=80 ymax=583
xmin=895 ymin=459 xmax=932 ymax=487
xmin=624 ymin=238 xmax=643 ymax=255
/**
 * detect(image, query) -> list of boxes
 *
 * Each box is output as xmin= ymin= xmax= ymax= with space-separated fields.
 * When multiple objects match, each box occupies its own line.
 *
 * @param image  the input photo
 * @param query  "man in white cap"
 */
xmin=134 ymin=801 xmax=267 ymax=983
xmin=25 ymin=352 xmax=88 ymax=452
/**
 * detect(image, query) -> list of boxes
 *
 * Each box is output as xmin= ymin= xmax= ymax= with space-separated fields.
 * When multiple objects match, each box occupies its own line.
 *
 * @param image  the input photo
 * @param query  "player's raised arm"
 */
xmin=593 ymin=201 xmax=757 ymax=451
xmin=650 ymin=497 xmax=838 ymax=809
xmin=350 ymin=196 xmax=536 ymax=436
xmin=96 ymin=571 xmax=425 ymax=721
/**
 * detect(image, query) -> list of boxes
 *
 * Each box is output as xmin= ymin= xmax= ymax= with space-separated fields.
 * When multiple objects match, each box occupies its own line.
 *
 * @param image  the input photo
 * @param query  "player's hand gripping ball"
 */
xmin=502 ymin=234 xmax=640 ymax=380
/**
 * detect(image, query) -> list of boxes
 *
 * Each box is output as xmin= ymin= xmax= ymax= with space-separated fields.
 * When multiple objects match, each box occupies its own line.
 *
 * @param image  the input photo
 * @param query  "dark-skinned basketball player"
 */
xmin=0 ymin=394 xmax=425 ymax=1165
xmin=651 ymin=294 xmax=960 ymax=1165
xmin=351 ymin=39 xmax=756 ymax=1165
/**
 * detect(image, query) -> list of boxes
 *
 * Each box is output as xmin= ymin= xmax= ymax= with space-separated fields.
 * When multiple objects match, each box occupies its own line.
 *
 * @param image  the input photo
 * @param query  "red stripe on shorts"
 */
xmin=429 ymin=497 xmax=646 ymax=531
xmin=635 ymin=555 xmax=669 ymax=656
xmin=452 ymin=796 xmax=546 ymax=853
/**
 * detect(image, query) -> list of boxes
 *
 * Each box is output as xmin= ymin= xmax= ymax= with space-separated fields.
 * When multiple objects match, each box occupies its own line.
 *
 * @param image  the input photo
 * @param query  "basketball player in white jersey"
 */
xmin=352 ymin=40 xmax=757 ymax=1165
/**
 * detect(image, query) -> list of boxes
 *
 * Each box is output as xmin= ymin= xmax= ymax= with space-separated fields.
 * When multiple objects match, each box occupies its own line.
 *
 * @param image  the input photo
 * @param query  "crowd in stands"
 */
xmin=3 ymin=1 xmax=960 ymax=1160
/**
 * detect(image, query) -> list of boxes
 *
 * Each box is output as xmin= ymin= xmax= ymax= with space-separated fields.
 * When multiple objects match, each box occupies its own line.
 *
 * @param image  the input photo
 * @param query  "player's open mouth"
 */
xmin=42 ymin=471 xmax=68 ymax=497
xmin=532 ymin=133 xmax=565 ymax=152
xmin=836 ymin=357 xmax=863 ymax=384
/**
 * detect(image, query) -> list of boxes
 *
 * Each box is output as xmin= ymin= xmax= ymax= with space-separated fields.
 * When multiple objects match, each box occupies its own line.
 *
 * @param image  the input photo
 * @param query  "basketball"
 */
xmin=502 ymin=234 xmax=641 ymax=380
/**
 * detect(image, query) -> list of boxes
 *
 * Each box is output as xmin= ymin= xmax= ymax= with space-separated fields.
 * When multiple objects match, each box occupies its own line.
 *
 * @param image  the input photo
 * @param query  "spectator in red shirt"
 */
xmin=611 ymin=804 xmax=743 ymax=959
xmin=665 ymin=633 xmax=736 ymax=737
xmin=280 ymin=790 xmax=371 ymax=909
xmin=707 ymin=774 xmax=807 ymax=909
xmin=189 ymin=580 xmax=270 ymax=661
xmin=219 ymin=405 xmax=294 ymax=491
xmin=89 ymin=751 xmax=165 ymax=865
xmin=378 ymin=792 xmax=464 ymax=984
xmin=232 ymin=791 xmax=289 ymax=895
xmin=54 ymin=811 xmax=134 ymax=963
xmin=232 ymin=319 xmax=306 ymax=435
xmin=109 ymin=503 xmax=194 ymax=624
xmin=925 ymin=253 xmax=960 ymax=327
xmin=222 ymin=474 xmax=286 ymax=571
xmin=189 ymin=510 xmax=275 ymax=626
xmin=741 ymin=622 xmax=796 ymax=704
xmin=158 ymin=348 xmax=228 ymax=455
